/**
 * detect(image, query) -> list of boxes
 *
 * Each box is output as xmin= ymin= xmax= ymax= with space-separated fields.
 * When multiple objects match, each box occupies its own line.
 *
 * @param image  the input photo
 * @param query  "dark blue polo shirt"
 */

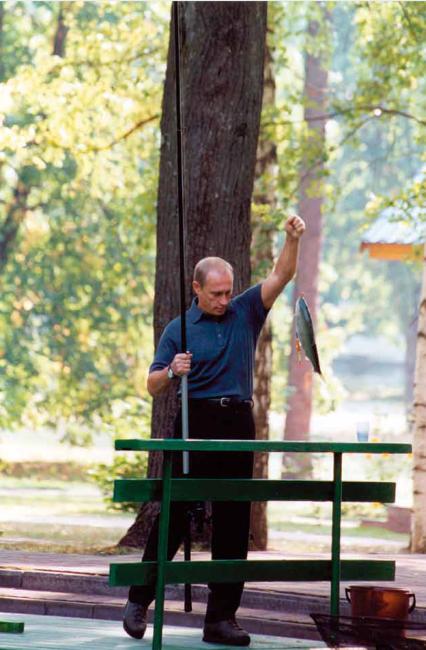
xmin=150 ymin=283 xmax=269 ymax=400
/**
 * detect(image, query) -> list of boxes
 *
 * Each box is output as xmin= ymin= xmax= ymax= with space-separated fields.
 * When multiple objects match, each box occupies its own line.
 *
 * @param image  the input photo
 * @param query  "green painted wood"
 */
xmin=340 ymin=560 xmax=396 ymax=580
xmin=0 ymin=622 xmax=24 ymax=634
xmin=109 ymin=559 xmax=395 ymax=586
xmin=153 ymin=452 xmax=173 ymax=650
xmin=115 ymin=438 xmax=411 ymax=454
xmin=330 ymin=453 xmax=342 ymax=616
xmin=113 ymin=478 xmax=396 ymax=503
xmin=110 ymin=438 xmax=410 ymax=647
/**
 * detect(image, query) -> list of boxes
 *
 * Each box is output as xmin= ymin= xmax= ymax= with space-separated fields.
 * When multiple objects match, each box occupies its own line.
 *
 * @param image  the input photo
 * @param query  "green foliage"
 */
xmin=267 ymin=1 xmax=425 ymax=417
xmin=322 ymin=1 xmax=424 ymax=350
xmin=89 ymin=453 xmax=148 ymax=513
xmin=0 ymin=0 xmax=424 ymax=445
xmin=0 ymin=1 xmax=168 ymax=437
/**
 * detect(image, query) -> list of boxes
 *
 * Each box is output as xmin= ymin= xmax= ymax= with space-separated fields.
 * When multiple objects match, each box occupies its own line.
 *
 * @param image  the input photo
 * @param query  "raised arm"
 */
xmin=261 ymin=215 xmax=305 ymax=310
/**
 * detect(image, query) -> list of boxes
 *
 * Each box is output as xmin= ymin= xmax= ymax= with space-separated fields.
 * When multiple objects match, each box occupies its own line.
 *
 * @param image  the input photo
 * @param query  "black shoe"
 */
xmin=123 ymin=600 xmax=148 ymax=639
xmin=203 ymin=618 xmax=251 ymax=646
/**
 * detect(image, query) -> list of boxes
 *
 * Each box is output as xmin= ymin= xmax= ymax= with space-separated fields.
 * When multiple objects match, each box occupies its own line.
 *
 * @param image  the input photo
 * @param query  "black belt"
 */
xmin=188 ymin=397 xmax=254 ymax=408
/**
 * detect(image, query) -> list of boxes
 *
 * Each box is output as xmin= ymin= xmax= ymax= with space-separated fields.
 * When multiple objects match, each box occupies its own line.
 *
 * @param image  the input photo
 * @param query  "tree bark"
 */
xmin=0 ymin=178 xmax=30 ymax=273
xmin=405 ymin=313 xmax=418 ymax=406
xmin=411 ymin=245 xmax=426 ymax=552
xmin=282 ymin=11 xmax=329 ymax=478
xmin=53 ymin=4 xmax=69 ymax=58
xmin=119 ymin=1 xmax=267 ymax=548
xmin=250 ymin=43 xmax=276 ymax=551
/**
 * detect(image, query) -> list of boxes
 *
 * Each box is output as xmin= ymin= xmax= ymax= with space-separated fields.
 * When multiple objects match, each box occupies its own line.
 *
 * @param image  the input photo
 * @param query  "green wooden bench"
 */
xmin=109 ymin=439 xmax=411 ymax=650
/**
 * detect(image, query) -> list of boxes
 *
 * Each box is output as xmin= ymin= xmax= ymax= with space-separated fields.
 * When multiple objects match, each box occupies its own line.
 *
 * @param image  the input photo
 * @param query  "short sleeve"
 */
xmin=233 ymin=283 xmax=269 ymax=327
xmin=149 ymin=321 xmax=179 ymax=373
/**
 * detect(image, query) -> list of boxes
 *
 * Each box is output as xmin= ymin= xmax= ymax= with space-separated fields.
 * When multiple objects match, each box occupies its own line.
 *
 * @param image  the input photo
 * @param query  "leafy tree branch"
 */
xmin=268 ymin=105 xmax=426 ymax=127
xmin=42 ymin=114 xmax=160 ymax=153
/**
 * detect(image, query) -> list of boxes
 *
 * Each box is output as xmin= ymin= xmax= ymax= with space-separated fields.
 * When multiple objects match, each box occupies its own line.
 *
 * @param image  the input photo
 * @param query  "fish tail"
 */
xmin=312 ymin=343 xmax=322 ymax=375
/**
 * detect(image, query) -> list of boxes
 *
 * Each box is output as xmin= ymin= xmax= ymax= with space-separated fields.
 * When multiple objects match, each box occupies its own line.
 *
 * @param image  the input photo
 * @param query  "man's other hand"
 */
xmin=170 ymin=352 xmax=192 ymax=376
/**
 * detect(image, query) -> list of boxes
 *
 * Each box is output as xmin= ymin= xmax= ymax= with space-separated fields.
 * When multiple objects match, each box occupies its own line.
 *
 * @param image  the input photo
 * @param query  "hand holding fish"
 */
xmin=284 ymin=215 xmax=305 ymax=240
xmin=261 ymin=215 xmax=305 ymax=309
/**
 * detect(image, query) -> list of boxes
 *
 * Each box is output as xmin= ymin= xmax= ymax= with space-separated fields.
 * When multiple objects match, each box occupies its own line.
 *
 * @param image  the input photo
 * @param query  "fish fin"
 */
xmin=295 ymin=336 xmax=302 ymax=363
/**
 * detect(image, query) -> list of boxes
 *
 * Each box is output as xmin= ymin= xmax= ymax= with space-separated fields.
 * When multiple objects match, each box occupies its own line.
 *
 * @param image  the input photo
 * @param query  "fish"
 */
xmin=295 ymin=296 xmax=322 ymax=376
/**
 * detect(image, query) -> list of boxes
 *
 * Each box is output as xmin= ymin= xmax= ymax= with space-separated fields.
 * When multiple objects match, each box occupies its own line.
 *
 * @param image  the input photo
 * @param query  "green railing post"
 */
xmin=331 ymin=452 xmax=343 ymax=615
xmin=152 ymin=450 xmax=173 ymax=650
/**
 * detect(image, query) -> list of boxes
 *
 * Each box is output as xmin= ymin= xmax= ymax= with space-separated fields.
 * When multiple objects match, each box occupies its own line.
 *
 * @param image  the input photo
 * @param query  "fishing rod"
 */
xmin=173 ymin=0 xmax=192 ymax=613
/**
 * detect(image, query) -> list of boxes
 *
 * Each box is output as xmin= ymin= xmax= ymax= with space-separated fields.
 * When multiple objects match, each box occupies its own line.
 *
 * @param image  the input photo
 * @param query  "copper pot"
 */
xmin=345 ymin=586 xmax=416 ymax=620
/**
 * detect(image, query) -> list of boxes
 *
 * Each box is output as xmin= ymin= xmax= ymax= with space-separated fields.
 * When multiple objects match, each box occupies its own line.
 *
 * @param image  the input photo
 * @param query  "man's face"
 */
xmin=192 ymin=269 xmax=233 ymax=316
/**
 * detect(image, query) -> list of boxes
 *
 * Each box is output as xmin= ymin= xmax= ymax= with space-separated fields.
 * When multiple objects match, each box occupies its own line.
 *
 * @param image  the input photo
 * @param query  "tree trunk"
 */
xmin=411 ymin=246 xmax=426 ymax=552
xmin=0 ymin=179 xmax=30 ymax=273
xmin=282 ymin=11 xmax=329 ymax=478
xmin=118 ymin=1 xmax=267 ymax=548
xmin=250 ymin=42 xmax=276 ymax=551
xmin=250 ymin=320 xmax=272 ymax=550
xmin=405 ymin=313 xmax=418 ymax=406
xmin=53 ymin=4 xmax=69 ymax=57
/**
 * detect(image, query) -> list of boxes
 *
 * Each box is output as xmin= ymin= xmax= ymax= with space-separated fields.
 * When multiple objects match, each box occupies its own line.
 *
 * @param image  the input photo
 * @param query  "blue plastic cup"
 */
xmin=356 ymin=421 xmax=370 ymax=442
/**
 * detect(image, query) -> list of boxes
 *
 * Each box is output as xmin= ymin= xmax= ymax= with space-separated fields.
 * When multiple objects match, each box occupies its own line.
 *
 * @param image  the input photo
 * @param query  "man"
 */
xmin=123 ymin=215 xmax=305 ymax=646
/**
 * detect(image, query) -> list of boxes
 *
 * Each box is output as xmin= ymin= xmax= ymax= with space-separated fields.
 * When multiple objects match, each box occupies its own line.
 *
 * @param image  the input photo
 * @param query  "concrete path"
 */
xmin=0 ymin=613 xmax=324 ymax=650
xmin=0 ymin=549 xmax=424 ymax=605
xmin=0 ymin=549 xmax=425 ymax=643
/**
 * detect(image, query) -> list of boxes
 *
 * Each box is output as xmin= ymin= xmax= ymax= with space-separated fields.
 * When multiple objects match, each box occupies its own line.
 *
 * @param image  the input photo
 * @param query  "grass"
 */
xmin=0 ymin=460 xmax=90 ymax=481
xmin=269 ymin=516 xmax=408 ymax=542
xmin=0 ymin=476 xmax=410 ymax=555
xmin=0 ymin=457 xmax=411 ymax=555
xmin=0 ymin=522 xmax=126 ymax=554
xmin=267 ymin=501 xmax=409 ymax=554
xmin=0 ymin=473 xmax=134 ymax=553
xmin=0 ymin=478 xmax=112 ymax=515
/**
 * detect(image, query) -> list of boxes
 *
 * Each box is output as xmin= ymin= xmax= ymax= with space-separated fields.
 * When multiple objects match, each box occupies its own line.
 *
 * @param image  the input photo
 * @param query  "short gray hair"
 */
xmin=193 ymin=257 xmax=234 ymax=287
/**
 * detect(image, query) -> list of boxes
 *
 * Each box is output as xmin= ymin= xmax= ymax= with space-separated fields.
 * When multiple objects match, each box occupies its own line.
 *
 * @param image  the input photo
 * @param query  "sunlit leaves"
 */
xmin=0 ymin=1 xmax=169 ymax=436
xmin=265 ymin=1 xmax=424 ymax=415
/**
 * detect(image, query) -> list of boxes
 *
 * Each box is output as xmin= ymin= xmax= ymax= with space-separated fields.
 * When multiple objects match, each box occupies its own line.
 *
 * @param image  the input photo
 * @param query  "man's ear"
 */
xmin=192 ymin=280 xmax=201 ymax=296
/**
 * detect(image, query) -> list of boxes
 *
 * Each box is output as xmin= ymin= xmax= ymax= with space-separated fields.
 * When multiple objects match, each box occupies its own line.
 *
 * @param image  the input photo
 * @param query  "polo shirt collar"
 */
xmin=188 ymin=298 xmax=204 ymax=323
xmin=188 ymin=297 xmax=234 ymax=323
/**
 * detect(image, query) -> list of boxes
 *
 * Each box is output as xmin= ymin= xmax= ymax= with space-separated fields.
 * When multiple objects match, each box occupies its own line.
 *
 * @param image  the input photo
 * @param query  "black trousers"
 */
xmin=129 ymin=399 xmax=255 ymax=622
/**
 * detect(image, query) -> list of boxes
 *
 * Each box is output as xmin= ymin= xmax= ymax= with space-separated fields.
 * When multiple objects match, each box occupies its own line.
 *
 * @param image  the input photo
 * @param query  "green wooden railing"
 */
xmin=109 ymin=439 xmax=411 ymax=650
